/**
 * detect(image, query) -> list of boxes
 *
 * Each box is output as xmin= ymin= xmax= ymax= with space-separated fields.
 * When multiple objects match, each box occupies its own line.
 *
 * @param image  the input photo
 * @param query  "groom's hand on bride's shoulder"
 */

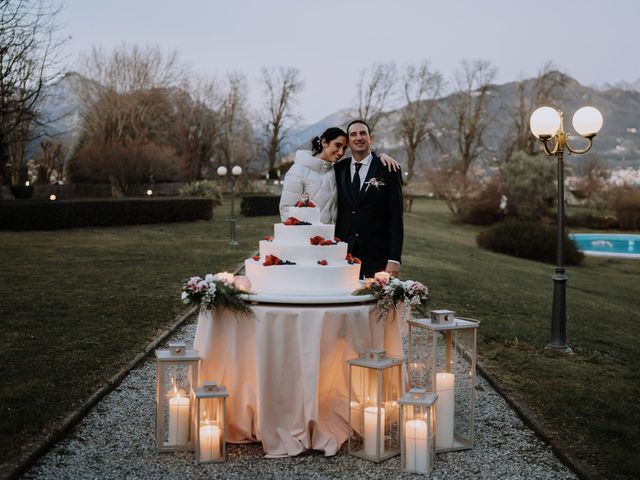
xmin=379 ymin=153 xmax=401 ymax=172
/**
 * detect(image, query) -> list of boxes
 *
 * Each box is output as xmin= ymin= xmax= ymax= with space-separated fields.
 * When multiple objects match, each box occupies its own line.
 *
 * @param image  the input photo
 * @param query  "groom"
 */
xmin=334 ymin=120 xmax=404 ymax=278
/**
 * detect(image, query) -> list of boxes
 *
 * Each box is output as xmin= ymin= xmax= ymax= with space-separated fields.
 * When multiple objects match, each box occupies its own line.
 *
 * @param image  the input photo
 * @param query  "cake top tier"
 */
xmin=288 ymin=205 xmax=320 ymax=224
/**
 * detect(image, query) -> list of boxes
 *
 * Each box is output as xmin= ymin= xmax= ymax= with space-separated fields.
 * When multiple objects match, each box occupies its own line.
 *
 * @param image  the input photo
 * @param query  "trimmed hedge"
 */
xmin=0 ymin=198 xmax=213 ymax=231
xmin=476 ymin=219 xmax=584 ymax=266
xmin=240 ymin=195 xmax=280 ymax=217
xmin=566 ymin=213 xmax=620 ymax=230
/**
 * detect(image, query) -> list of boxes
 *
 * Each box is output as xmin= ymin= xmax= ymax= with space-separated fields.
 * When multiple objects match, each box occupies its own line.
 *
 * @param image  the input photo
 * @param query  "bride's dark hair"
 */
xmin=311 ymin=127 xmax=347 ymax=155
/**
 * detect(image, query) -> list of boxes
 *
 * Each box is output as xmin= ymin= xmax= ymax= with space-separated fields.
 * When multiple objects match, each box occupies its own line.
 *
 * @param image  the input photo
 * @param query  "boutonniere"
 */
xmin=365 ymin=177 xmax=385 ymax=192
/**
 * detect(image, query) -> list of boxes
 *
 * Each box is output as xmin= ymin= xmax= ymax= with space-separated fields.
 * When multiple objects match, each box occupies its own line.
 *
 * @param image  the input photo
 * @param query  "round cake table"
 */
xmin=192 ymin=294 xmax=403 ymax=457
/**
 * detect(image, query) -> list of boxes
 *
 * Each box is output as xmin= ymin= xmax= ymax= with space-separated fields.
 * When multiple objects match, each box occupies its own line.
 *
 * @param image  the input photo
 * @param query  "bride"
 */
xmin=279 ymin=127 xmax=400 ymax=223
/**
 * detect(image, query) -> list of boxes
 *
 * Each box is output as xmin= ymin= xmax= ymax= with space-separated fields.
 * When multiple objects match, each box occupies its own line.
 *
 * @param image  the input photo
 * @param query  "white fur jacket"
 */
xmin=279 ymin=150 xmax=337 ymax=224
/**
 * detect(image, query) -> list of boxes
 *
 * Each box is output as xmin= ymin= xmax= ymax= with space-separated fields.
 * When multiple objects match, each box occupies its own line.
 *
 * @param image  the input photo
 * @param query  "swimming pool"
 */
xmin=570 ymin=233 xmax=640 ymax=258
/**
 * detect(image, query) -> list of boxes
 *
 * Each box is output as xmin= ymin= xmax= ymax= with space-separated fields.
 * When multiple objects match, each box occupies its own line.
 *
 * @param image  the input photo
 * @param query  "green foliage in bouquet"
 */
xmin=354 ymin=277 xmax=429 ymax=318
xmin=181 ymin=274 xmax=253 ymax=315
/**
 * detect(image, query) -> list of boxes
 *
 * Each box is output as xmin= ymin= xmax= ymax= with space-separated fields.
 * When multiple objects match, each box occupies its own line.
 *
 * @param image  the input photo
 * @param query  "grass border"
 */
xmin=476 ymin=360 xmax=605 ymax=480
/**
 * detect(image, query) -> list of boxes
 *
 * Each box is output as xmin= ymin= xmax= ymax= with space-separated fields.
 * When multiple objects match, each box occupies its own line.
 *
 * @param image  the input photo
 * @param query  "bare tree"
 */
xmin=217 ymin=71 xmax=254 ymax=171
xmin=355 ymin=62 xmax=396 ymax=131
xmin=33 ymin=138 xmax=66 ymax=183
xmin=396 ymin=61 xmax=443 ymax=181
xmin=501 ymin=62 xmax=567 ymax=164
xmin=448 ymin=59 xmax=497 ymax=177
xmin=71 ymin=44 xmax=188 ymax=194
xmin=172 ymin=76 xmax=221 ymax=180
xmin=261 ymin=66 xmax=302 ymax=170
xmin=75 ymin=44 xmax=181 ymax=146
xmin=0 ymin=0 xmax=67 ymax=185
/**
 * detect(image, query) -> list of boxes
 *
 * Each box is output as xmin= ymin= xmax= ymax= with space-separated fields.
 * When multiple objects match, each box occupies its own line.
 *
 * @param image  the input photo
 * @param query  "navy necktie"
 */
xmin=353 ymin=163 xmax=362 ymax=194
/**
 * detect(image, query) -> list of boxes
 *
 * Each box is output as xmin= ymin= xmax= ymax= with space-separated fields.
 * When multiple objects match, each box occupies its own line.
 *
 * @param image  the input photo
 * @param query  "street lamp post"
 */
xmin=217 ymin=165 xmax=243 ymax=246
xmin=529 ymin=106 xmax=603 ymax=351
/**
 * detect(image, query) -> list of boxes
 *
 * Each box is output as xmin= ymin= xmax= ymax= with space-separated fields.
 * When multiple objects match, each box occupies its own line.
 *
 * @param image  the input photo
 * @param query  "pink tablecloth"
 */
xmin=193 ymin=302 xmax=403 ymax=457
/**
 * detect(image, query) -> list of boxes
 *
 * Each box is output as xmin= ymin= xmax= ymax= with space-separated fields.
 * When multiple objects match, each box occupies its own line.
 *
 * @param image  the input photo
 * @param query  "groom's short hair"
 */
xmin=347 ymin=119 xmax=372 ymax=135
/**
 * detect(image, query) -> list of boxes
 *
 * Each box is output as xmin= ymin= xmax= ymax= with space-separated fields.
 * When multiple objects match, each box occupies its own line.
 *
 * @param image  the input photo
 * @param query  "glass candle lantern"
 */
xmin=155 ymin=342 xmax=200 ymax=452
xmin=407 ymin=313 xmax=478 ymax=452
xmin=400 ymin=389 xmax=436 ymax=475
xmin=347 ymin=348 xmax=403 ymax=462
xmin=192 ymin=382 xmax=228 ymax=463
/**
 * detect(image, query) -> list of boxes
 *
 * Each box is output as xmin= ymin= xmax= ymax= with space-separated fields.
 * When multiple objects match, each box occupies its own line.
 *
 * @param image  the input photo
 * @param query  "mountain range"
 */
xmin=35 ymin=72 xmax=640 ymax=174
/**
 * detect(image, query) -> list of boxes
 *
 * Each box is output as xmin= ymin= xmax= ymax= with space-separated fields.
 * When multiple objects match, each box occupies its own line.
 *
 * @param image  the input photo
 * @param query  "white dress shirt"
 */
xmin=350 ymin=153 xmax=372 ymax=190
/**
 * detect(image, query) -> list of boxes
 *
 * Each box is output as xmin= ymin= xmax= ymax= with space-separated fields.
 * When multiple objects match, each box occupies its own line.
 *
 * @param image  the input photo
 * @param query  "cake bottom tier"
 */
xmin=244 ymin=260 xmax=362 ymax=296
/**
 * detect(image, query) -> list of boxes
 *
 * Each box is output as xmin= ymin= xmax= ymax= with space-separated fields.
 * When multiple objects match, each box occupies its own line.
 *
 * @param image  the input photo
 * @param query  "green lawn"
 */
xmin=1 ymin=199 xmax=638 ymax=479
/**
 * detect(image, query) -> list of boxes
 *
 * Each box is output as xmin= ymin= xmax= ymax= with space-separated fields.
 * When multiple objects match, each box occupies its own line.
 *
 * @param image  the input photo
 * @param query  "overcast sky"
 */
xmin=60 ymin=0 xmax=640 ymax=123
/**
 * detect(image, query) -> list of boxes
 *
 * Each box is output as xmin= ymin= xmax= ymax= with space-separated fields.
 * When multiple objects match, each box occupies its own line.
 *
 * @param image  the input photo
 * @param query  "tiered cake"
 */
xmin=244 ymin=205 xmax=361 ymax=296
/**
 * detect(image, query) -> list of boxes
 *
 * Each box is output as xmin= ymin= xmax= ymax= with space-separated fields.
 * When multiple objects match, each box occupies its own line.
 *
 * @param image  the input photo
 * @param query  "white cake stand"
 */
xmin=240 ymin=293 xmax=376 ymax=305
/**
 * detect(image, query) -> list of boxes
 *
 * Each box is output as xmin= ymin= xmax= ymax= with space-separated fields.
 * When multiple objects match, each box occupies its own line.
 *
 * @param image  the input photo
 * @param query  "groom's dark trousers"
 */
xmin=334 ymin=152 xmax=404 ymax=278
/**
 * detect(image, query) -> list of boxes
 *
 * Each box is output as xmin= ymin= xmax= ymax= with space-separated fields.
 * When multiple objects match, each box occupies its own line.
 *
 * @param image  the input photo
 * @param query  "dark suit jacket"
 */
xmin=334 ymin=152 xmax=404 ymax=278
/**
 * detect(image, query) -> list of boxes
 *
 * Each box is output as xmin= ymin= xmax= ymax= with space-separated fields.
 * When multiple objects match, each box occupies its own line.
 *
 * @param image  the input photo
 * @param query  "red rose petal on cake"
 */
xmin=334 ymin=237 xmax=341 ymax=242
xmin=353 ymin=257 xmax=361 ymax=264
xmin=252 ymin=255 xmax=260 ymax=261
xmin=318 ymin=259 xmax=328 ymax=265
xmin=321 ymin=239 xmax=333 ymax=246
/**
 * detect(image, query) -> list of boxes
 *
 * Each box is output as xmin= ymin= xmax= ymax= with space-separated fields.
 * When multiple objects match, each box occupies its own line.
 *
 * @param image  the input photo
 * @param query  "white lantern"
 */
xmin=529 ymin=106 xmax=561 ymax=138
xmin=399 ymin=389 xmax=436 ymax=475
xmin=193 ymin=382 xmax=228 ymax=463
xmin=347 ymin=349 xmax=403 ymax=462
xmin=155 ymin=342 xmax=200 ymax=451
xmin=216 ymin=166 xmax=228 ymax=177
xmin=408 ymin=313 xmax=478 ymax=452
xmin=231 ymin=165 xmax=242 ymax=176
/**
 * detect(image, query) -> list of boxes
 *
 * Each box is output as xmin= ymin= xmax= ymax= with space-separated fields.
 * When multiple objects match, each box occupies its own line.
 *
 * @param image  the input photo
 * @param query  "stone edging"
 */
xmin=475 ymin=360 xmax=605 ymax=480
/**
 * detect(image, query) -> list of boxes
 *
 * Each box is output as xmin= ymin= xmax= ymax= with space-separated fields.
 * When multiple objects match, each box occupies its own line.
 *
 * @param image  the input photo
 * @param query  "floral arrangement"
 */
xmin=262 ymin=254 xmax=295 ymax=266
xmin=365 ymin=177 xmax=385 ymax=192
xmin=284 ymin=217 xmax=311 ymax=226
xmin=310 ymin=235 xmax=339 ymax=246
xmin=181 ymin=274 xmax=253 ymax=315
xmin=353 ymin=276 xmax=429 ymax=318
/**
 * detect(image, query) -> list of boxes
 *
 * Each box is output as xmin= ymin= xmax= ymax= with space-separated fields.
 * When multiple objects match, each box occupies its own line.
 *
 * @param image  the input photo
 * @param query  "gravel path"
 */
xmin=24 ymin=320 xmax=577 ymax=480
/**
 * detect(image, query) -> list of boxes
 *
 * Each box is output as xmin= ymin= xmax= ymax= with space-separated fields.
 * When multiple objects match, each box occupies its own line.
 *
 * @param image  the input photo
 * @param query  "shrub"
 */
xmin=9 ymin=185 xmax=34 ymax=199
xmin=459 ymin=179 xmax=505 ymax=226
xmin=0 ymin=198 xmax=213 ymax=231
xmin=476 ymin=219 xmax=583 ymax=265
xmin=178 ymin=180 xmax=223 ymax=206
xmin=502 ymin=152 xmax=556 ymax=220
xmin=68 ymin=141 xmax=186 ymax=195
xmin=565 ymin=213 xmax=619 ymax=230
xmin=612 ymin=187 xmax=640 ymax=230
xmin=240 ymin=195 xmax=280 ymax=216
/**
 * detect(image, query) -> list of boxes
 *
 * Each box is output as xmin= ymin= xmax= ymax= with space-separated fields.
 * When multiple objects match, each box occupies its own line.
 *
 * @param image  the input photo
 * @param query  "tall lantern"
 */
xmin=347 ymin=348 xmax=403 ymax=462
xmin=399 ymin=389 xmax=436 ymax=475
xmin=193 ymin=382 xmax=228 ymax=463
xmin=407 ymin=311 xmax=478 ymax=452
xmin=155 ymin=342 xmax=200 ymax=451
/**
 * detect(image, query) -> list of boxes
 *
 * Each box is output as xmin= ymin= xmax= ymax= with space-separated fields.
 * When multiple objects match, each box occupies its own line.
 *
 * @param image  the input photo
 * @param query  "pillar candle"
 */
xmin=374 ymin=271 xmax=390 ymax=284
xmin=405 ymin=419 xmax=429 ymax=473
xmin=199 ymin=423 xmax=221 ymax=461
xmin=364 ymin=406 xmax=385 ymax=457
xmin=216 ymin=272 xmax=235 ymax=284
xmin=167 ymin=394 xmax=190 ymax=445
xmin=435 ymin=372 xmax=455 ymax=449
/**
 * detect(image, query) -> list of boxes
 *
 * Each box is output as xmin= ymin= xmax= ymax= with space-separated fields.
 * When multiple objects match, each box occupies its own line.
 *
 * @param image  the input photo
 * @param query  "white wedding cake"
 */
xmin=244 ymin=204 xmax=362 ymax=296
